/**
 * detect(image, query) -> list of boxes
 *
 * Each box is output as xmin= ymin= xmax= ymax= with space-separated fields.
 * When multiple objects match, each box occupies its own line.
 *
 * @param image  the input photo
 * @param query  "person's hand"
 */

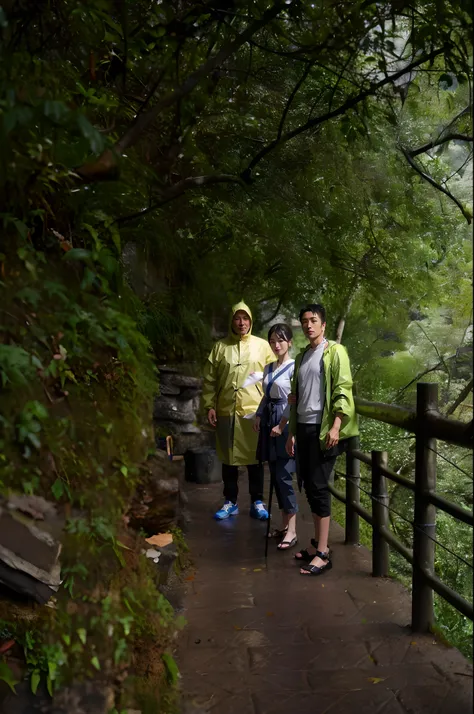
xmin=253 ymin=416 xmax=261 ymax=433
xmin=271 ymin=424 xmax=282 ymax=438
xmin=326 ymin=424 xmax=340 ymax=449
xmin=288 ymin=393 xmax=296 ymax=405
xmin=208 ymin=408 xmax=217 ymax=427
xmin=285 ymin=435 xmax=295 ymax=457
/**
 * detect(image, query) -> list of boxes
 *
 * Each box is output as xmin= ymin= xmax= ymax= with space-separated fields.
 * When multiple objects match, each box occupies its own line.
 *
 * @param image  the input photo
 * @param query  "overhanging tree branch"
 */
xmin=261 ymin=297 xmax=283 ymax=324
xmin=394 ymin=357 xmax=456 ymax=400
xmin=77 ymin=1 xmax=287 ymax=181
xmin=409 ymin=133 xmax=473 ymax=157
xmin=241 ymin=47 xmax=446 ymax=182
xmin=445 ymin=378 xmax=474 ymax=417
xmin=115 ymin=174 xmax=244 ymax=225
xmin=400 ymin=145 xmax=472 ymax=224
xmin=277 ymin=61 xmax=314 ymax=140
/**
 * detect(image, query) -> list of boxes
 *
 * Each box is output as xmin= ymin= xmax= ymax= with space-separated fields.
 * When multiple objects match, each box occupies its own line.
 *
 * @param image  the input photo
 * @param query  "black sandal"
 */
xmin=266 ymin=526 xmax=288 ymax=539
xmin=294 ymin=539 xmax=330 ymax=562
xmin=277 ymin=536 xmax=298 ymax=550
xmin=300 ymin=551 xmax=333 ymax=576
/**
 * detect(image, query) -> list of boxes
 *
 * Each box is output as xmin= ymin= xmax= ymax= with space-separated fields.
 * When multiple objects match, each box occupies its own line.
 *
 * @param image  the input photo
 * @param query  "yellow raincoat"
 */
xmin=202 ymin=301 xmax=274 ymax=466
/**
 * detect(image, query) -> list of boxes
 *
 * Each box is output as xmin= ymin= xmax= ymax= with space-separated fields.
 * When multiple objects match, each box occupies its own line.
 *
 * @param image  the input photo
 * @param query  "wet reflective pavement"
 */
xmin=176 ymin=476 xmax=473 ymax=714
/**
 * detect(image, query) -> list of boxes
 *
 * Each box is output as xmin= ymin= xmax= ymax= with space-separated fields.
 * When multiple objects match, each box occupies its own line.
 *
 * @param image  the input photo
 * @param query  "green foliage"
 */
xmin=162 ymin=652 xmax=179 ymax=685
xmin=0 ymin=0 xmax=471 ymax=700
xmin=0 ymin=661 xmax=19 ymax=693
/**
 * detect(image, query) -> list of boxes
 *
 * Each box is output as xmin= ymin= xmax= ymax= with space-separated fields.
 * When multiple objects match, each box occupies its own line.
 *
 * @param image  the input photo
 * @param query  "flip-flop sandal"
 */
xmin=277 ymin=536 xmax=298 ymax=550
xmin=300 ymin=551 xmax=333 ymax=576
xmin=266 ymin=527 xmax=288 ymax=539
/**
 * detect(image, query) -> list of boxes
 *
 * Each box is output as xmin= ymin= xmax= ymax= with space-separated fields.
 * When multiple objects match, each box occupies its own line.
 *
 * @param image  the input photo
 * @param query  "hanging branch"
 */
xmin=445 ymin=378 xmax=474 ymax=417
xmin=400 ymin=146 xmax=472 ymax=224
xmin=261 ymin=298 xmax=283 ymax=325
xmin=114 ymin=174 xmax=244 ymax=225
xmin=77 ymin=0 xmax=287 ymax=181
xmin=241 ymin=47 xmax=446 ymax=182
xmin=277 ymin=61 xmax=315 ymax=140
xmin=409 ymin=133 xmax=473 ymax=157
xmin=394 ymin=354 xmax=457 ymax=400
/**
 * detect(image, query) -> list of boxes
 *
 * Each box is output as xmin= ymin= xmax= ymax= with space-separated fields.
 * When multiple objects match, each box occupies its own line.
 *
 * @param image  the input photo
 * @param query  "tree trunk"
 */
xmin=334 ymin=282 xmax=359 ymax=343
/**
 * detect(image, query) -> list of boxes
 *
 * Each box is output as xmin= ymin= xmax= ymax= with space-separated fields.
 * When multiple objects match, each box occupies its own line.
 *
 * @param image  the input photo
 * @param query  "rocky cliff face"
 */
xmin=154 ymin=366 xmax=214 ymax=455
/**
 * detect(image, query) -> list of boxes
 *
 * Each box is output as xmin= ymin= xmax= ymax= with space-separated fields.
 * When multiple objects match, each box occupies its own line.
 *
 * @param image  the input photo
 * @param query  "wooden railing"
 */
xmin=329 ymin=382 xmax=473 ymax=632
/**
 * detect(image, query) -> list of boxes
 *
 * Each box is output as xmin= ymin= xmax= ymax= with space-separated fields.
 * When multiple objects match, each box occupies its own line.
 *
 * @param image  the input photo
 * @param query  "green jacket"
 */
xmin=289 ymin=340 xmax=358 ymax=449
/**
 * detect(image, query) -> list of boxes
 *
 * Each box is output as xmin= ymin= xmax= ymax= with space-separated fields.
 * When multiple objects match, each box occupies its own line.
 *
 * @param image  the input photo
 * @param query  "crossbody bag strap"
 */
xmin=265 ymin=360 xmax=293 ymax=398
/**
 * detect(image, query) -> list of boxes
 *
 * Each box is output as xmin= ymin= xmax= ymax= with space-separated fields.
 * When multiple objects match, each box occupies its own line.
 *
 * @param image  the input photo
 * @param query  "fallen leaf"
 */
xmin=253 ymin=568 xmax=262 ymax=572
xmin=241 ymin=567 xmax=247 ymax=571
xmin=266 ymin=612 xmax=274 ymax=617
xmin=410 ymin=641 xmax=417 ymax=646
xmin=368 ymin=677 xmax=385 ymax=684
xmin=185 ymin=575 xmax=195 ymax=581
xmin=233 ymin=625 xmax=242 ymax=631
xmin=145 ymin=533 xmax=173 ymax=547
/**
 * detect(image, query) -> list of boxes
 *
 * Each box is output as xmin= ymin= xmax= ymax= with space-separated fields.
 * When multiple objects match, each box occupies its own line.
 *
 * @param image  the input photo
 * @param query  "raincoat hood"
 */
xmin=229 ymin=300 xmax=253 ymax=339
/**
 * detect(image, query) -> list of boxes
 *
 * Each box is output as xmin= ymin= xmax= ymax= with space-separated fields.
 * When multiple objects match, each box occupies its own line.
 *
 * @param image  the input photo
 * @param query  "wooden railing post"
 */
xmin=345 ymin=436 xmax=360 ymax=544
xmin=371 ymin=450 xmax=389 ymax=577
xmin=412 ymin=382 xmax=438 ymax=632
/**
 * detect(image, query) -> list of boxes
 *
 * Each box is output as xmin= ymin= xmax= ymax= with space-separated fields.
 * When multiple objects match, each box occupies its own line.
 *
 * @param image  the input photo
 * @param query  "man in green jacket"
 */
xmin=286 ymin=303 xmax=358 ymax=577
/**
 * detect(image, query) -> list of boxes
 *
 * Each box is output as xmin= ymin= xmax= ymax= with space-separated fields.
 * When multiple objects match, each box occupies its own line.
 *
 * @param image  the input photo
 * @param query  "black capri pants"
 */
xmin=296 ymin=423 xmax=347 ymax=517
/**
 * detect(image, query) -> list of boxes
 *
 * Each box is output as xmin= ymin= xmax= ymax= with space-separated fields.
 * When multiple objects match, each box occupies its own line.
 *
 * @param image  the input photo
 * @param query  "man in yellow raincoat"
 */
xmin=202 ymin=301 xmax=274 ymax=520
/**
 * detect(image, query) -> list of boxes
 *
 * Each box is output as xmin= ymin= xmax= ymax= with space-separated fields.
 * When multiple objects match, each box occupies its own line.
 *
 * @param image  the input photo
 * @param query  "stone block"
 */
xmin=0 ymin=495 xmax=62 ymax=603
xmin=153 ymin=395 xmax=195 ymax=423
xmin=0 ymin=509 xmax=60 ymax=573
xmin=172 ymin=430 xmax=213 ymax=456
xmin=184 ymin=449 xmax=221 ymax=484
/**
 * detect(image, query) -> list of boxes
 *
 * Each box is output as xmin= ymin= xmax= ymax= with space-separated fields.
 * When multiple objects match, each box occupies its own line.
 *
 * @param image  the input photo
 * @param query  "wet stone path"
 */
xmin=176 ymin=474 xmax=473 ymax=714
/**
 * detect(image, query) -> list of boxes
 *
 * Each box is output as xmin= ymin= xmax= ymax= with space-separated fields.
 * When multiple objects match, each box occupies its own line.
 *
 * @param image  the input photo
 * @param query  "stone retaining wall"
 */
xmin=154 ymin=366 xmax=214 ymax=455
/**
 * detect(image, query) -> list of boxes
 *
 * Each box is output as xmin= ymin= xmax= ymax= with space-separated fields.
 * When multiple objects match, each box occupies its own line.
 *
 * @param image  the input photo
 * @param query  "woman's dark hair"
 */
xmin=299 ymin=303 xmax=326 ymax=323
xmin=267 ymin=323 xmax=293 ymax=343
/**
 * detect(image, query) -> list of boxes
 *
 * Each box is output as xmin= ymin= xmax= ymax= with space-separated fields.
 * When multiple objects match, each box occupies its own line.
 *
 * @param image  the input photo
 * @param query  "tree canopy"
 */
xmin=0 ymin=0 xmax=472 ymax=698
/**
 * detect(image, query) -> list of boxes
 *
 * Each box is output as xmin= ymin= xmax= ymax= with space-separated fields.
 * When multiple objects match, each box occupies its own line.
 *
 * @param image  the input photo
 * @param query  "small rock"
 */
xmin=144 ymin=548 xmax=161 ymax=562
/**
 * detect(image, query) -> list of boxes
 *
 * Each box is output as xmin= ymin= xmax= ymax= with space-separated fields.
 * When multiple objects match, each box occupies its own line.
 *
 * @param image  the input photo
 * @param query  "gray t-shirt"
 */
xmin=297 ymin=341 xmax=327 ymax=424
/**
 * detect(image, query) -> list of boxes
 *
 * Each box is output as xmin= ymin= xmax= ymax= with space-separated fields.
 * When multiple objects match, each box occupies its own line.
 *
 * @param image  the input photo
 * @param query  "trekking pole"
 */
xmin=264 ymin=464 xmax=274 ymax=560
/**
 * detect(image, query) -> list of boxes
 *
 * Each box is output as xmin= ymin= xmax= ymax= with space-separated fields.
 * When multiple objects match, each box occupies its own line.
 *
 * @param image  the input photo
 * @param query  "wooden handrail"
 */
xmin=355 ymin=397 xmax=472 ymax=448
xmin=342 ymin=383 xmax=473 ymax=631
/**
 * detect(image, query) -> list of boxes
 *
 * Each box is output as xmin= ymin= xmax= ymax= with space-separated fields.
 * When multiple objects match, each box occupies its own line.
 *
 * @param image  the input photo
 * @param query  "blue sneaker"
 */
xmin=250 ymin=500 xmax=269 ymax=520
xmin=214 ymin=501 xmax=239 ymax=520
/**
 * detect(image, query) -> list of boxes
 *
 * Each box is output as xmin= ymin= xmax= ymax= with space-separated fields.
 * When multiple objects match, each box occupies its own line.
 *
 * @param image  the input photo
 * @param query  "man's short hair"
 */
xmin=299 ymin=304 xmax=326 ymax=323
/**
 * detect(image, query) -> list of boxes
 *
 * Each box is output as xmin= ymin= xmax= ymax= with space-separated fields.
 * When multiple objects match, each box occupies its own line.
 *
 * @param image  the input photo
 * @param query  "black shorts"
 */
xmin=296 ymin=423 xmax=347 ymax=517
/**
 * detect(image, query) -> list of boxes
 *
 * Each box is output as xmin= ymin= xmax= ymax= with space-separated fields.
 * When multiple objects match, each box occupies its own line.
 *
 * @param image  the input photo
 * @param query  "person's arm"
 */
xmin=202 ymin=344 xmax=219 ymax=425
xmin=330 ymin=345 xmax=353 ymax=418
xmin=254 ymin=366 xmax=269 ymax=430
xmin=326 ymin=346 xmax=353 ymax=447
xmin=288 ymin=358 xmax=299 ymax=437
xmin=271 ymin=415 xmax=288 ymax=437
